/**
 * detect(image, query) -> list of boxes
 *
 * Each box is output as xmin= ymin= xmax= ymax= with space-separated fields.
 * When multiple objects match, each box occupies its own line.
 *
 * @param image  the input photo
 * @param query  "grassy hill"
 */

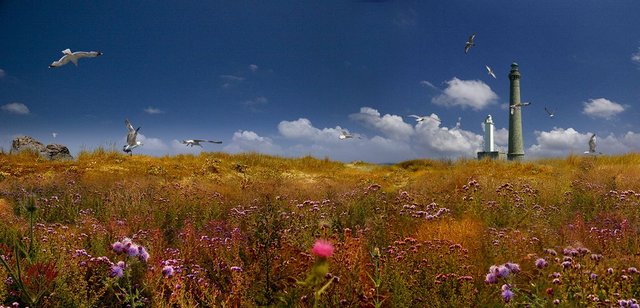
xmin=1 ymin=150 xmax=640 ymax=306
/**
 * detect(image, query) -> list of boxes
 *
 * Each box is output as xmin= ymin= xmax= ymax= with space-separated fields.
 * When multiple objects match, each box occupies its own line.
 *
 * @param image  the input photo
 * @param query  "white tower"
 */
xmin=484 ymin=115 xmax=494 ymax=152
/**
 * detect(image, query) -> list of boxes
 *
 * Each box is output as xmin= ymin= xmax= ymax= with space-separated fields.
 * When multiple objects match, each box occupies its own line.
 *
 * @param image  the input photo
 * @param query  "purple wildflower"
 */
xmin=505 ymin=262 xmax=520 ymax=273
xmin=561 ymin=261 xmax=571 ymax=269
xmin=112 ymin=241 xmax=124 ymax=254
xmin=607 ymin=268 xmax=614 ymax=275
xmin=501 ymin=288 xmax=514 ymax=303
xmin=138 ymin=246 xmax=150 ymax=262
xmin=535 ymin=258 xmax=548 ymax=269
xmin=590 ymin=273 xmax=597 ymax=280
xmin=126 ymin=244 xmax=139 ymax=257
xmin=110 ymin=264 xmax=124 ymax=278
xmin=162 ymin=265 xmax=174 ymax=278
xmin=628 ymin=267 xmax=639 ymax=274
xmin=485 ymin=273 xmax=498 ymax=284
xmin=553 ymin=299 xmax=560 ymax=305
xmin=497 ymin=265 xmax=510 ymax=278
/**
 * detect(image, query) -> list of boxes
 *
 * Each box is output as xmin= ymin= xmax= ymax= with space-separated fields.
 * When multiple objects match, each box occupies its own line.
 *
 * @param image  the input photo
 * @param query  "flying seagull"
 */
xmin=52 ymin=132 xmax=58 ymax=139
xmin=485 ymin=65 xmax=496 ymax=79
xmin=49 ymin=49 xmax=102 ymax=68
xmin=339 ymin=129 xmax=361 ymax=140
xmin=584 ymin=134 xmax=601 ymax=154
xmin=123 ymin=119 xmax=142 ymax=155
xmin=545 ymin=107 xmax=555 ymax=118
xmin=464 ymin=33 xmax=476 ymax=54
xmin=409 ymin=114 xmax=441 ymax=124
xmin=510 ymin=102 xmax=531 ymax=115
xmin=181 ymin=139 xmax=223 ymax=147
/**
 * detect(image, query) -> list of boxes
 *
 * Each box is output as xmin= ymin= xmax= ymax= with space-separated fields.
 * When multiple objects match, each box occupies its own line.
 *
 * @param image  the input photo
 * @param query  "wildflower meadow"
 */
xmin=2 ymin=149 xmax=640 ymax=307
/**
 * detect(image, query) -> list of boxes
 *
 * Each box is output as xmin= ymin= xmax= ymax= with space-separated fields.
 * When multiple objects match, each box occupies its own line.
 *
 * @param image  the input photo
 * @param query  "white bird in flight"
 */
xmin=52 ymin=132 xmax=58 ymax=139
xmin=464 ymin=33 xmax=476 ymax=54
xmin=409 ymin=114 xmax=441 ymax=124
xmin=485 ymin=65 xmax=496 ymax=79
xmin=510 ymin=102 xmax=531 ymax=115
xmin=584 ymin=134 xmax=601 ymax=154
xmin=49 ymin=49 xmax=103 ymax=68
xmin=545 ymin=107 xmax=555 ymax=118
xmin=181 ymin=139 xmax=223 ymax=147
xmin=123 ymin=119 xmax=142 ymax=155
xmin=339 ymin=130 xmax=360 ymax=140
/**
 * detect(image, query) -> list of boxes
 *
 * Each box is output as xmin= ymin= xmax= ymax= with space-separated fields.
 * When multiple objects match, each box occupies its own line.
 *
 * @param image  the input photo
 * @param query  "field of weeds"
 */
xmin=1 ymin=150 xmax=640 ymax=307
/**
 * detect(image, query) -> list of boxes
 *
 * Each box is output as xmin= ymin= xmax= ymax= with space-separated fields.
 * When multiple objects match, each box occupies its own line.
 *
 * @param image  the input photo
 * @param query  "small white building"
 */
xmin=477 ymin=115 xmax=506 ymax=160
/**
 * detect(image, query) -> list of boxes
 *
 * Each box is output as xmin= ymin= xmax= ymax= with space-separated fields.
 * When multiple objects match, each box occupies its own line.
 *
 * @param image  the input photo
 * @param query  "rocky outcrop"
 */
xmin=11 ymin=136 xmax=46 ymax=154
xmin=10 ymin=136 xmax=73 ymax=160
xmin=46 ymin=144 xmax=73 ymax=160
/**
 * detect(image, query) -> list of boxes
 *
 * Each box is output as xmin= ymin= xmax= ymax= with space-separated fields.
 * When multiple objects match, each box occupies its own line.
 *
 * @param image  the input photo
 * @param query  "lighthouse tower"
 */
xmin=507 ymin=62 xmax=525 ymax=161
xmin=477 ymin=114 xmax=505 ymax=160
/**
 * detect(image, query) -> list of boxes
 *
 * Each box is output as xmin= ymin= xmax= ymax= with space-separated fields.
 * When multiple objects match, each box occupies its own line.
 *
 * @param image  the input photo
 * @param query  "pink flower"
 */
xmin=312 ymin=240 xmax=334 ymax=258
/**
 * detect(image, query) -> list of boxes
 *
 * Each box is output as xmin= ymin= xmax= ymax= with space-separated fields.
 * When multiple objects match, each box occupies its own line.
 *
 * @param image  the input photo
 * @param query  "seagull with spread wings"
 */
xmin=545 ymin=107 xmax=555 ymax=118
xmin=181 ymin=139 xmax=223 ymax=147
xmin=49 ymin=49 xmax=103 ymax=68
xmin=485 ymin=65 xmax=496 ymax=79
xmin=464 ymin=33 xmax=476 ymax=54
xmin=123 ymin=119 xmax=142 ymax=155
xmin=409 ymin=114 xmax=441 ymax=124
xmin=510 ymin=102 xmax=531 ymax=115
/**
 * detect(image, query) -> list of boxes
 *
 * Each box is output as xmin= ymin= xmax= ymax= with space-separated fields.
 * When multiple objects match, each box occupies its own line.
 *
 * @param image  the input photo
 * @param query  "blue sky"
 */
xmin=1 ymin=1 xmax=640 ymax=162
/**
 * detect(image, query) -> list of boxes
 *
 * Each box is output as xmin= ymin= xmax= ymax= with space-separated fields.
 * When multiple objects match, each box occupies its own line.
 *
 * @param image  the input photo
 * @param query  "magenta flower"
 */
xmin=162 ymin=265 xmax=174 ymax=278
xmin=311 ymin=240 xmax=334 ymax=258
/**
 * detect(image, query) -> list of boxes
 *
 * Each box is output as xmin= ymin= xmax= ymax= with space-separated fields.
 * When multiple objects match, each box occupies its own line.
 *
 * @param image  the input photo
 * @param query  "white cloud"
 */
xmin=632 ymin=48 xmax=640 ymax=65
xmin=0 ymin=69 xmax=5 ymax=79
xmin=278 ymin=118 xmax=343 ymax=142
xmin=432 ymin=78 xmax=498 ymax=110
xmin=526 ymin=127 xmax=640 ymax=157
xmin=249 ymin=64 xmax=259 ymax=72
xmin=1 ymin=102 xmax=30 ymax=115
xmin=223 ymin=130 xmax=282 ymax=155
xmin=144 ymin=106 xmax=165 ymax=114
xmin=349 ymin=107 xmax=414 ymax=140
xmin=582 ymin=98 xmax=625 ymax=119
xmin=277 ymin=107 xmax=485 ymax=162
xmin=219 ymin=74 xmax=245 ymax=88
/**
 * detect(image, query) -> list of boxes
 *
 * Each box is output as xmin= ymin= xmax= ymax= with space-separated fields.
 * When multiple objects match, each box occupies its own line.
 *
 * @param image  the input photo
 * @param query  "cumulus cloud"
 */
xmin=223 ymin=130 xmax=282 ymax=155
xmin=144 ymin=106 xmax=164 ymax=114
xmin=249 ymin=64 xmax=259 ymax=72
xmin=130 ymin=133 xmax=169 ymax=154
xmin=278 ymin=118 xmax=343 ymax=142
xmin=582 ymin=98 xmax=625 ymax=119
xmin=1 ymin=102 xmax=30 ymax=115
xmin=432 ymin=78 xmax=498 ymax=110
xmin=349 ymin=107 xmax=414 ymax=140
xmin=527 ymin=127 xmax=640 ymax=157
xmin=277 ymin=107 xmax=486 ymax=162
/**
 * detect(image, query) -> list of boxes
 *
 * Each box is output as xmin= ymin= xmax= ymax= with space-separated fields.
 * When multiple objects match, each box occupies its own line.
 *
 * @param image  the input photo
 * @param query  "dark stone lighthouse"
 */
xmin=508 ymin=63 xmax=525 ymax=161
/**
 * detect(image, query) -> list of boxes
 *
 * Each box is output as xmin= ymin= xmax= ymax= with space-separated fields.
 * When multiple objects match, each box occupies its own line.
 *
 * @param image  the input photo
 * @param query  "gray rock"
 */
xmin=10 ymin=136 xmax=73 ymax=160
xmin=11 ymin=136 xmax=46 ymax=154
xmin=46 ymin=144 xmax=73 ymax=160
